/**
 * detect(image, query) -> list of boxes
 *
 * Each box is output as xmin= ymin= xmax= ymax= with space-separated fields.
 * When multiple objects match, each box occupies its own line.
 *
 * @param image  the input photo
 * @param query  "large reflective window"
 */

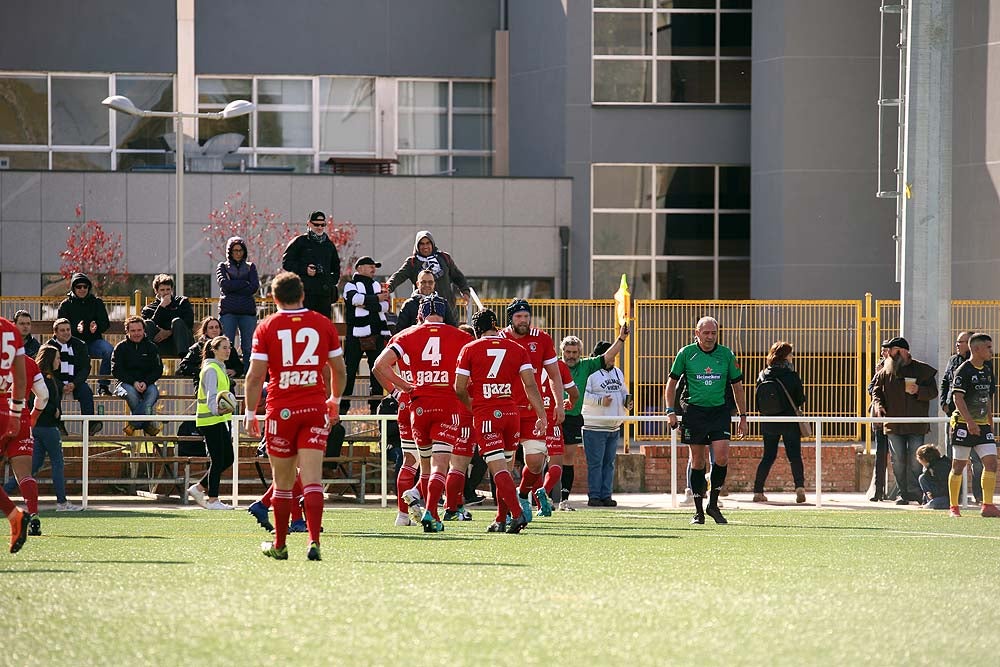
xmin=51 ymin=77 xmax=109 ymax=146
xmin=398 ymin=80 xmax=493 ymax=175
xmin=116 ymin=76 xmax=173 ymax=150
xmin=197 ymin=78 xmax=251 ymax=144
xmin=594 ymin=12 xmax=653 ymax=56
xmin=257 ymin=79 xmax=311 ymax=148
xmin=594 ymin=213 xmax=652 ymax=255
xmin=398 ymin=81 xmax=448 ymax=150
xmin=656 ymin=166 xmax=714 ymax=208
xmin=593 ymin=165 xmax=652 ymax=209
xmin=0 ymin=76 xmax=48 ymax=144
xmin=319 ymin=77 xmax=375 ymax=153
xmin=453 ymin=82 xmax=492 ymax=151
xmin=593 ymin=60 xmax=652 ymax=103
xmin=656 ymin=12 xmax=715 ymax=57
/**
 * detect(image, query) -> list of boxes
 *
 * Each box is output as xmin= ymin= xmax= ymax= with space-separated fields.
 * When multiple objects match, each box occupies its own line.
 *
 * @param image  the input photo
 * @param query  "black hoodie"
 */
xmin=56 ymin=273 xmax=111 ymax=343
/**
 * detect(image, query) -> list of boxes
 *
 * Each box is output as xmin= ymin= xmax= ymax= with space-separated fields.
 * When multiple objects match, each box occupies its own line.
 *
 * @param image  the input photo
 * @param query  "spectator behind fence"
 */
xmin=940 ymin=331 xmax=983 ymax=504
xmin=581 ymin=340 xmax=630 ymax=508
xmin=867 ymin=348 xmax=893 ymax=502
xmin=870 ymin=336 xmax=938 ymax=506
xmin=31 ymin=345 xmax=82 ymax=512
xmin=385 ymin=231 xmax=469 ymax=321
xmin=186 ymin=336 xmax=237 ymax=511
xmin=13 ymin=310 xmax=40 ymax=359
xmin=752 ymin=341 xmax=807 ymax=504
xmin=112 ymin=316 xmax=163 ymax=437
xmin=281 ymin=210 xmax=341 ymax=318
xmin=47 ymin=318 xmax=101 ymax=436
xmin=217 ymin=236 xmax=259 ymax=366
xmin=177 ymin=316 xmax=244 ymax=389
xmin=916 ymin=444 xmax=951 ymax=510
xmin=57 ymin=273 xmax=114 ymax=396
xmin=141 ymin=274 xmax=194 ymax=358
xmin=394 ymin=269 xmax=457 ymax=333
xmin=341 ymin=256 xmax=391 ymax=416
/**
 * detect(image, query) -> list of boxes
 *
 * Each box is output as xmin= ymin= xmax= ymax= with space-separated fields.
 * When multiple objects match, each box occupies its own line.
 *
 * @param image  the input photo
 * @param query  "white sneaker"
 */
xmin=678 ymin=488 xmax=695 ymax=507
xmin=395 ymin=511 xmax=414 ymax=526
xmin=56 ymin=501 xmax=84 ymax=512
xmin=205 ymin=500 xmax=233 ymax=510
xmin=187 ymin=484 xmax=208 ymax=508
xmin=401 ymin=487 xmax=425 ymax=524
xmin=558 ymin=500 xmax=575 ymax=512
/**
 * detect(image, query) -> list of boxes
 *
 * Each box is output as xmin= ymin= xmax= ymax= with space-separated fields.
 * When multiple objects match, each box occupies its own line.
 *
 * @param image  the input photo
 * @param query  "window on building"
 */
xmin=592 ymin=0 xmax=751 ymax=104
xmin=591 ymin=163 xmax=750 ymax=299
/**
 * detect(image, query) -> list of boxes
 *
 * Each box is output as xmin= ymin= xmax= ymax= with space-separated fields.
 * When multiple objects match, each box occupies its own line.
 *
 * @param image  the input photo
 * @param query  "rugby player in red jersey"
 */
xmin=4 ymin=354 xmax=48 ymax=534
xmin=243 ymin=272 xmax=346 ymax=561
xmin=381 ymin=328 xmax=421 ymax=526
xmin=455 ymin=308 xmax=546 ymax=533
xmin=441 ymin=324 xmax=477 ymax=522
xmin=498 ymin=299 xmax=564 ymax=522
xmin=372 ymin=295 xmax=472 ymax=533
xmin=0 ymin=316 xmax=30 ymax=553
xmin=533 ymin=358 xmax=578 ymax=516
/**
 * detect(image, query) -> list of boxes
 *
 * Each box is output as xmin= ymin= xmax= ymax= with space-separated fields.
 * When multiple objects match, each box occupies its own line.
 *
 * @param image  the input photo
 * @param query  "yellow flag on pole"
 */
xmin=613 ymin=273 xmax=630 ymax=326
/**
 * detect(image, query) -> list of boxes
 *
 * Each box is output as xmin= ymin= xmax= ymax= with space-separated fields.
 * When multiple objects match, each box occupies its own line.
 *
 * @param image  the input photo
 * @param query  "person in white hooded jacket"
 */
xmin=581 ymin=341 xmax=630 ymax=508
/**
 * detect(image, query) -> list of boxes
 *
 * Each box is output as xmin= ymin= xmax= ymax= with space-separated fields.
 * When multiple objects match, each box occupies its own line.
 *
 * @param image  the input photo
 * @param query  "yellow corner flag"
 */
xmin=613 ymin=273 xmax=630 ymax=326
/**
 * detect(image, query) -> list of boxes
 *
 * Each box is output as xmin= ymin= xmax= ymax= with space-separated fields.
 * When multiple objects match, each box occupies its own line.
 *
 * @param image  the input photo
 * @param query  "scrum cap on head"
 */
xmin=506 ymin=298 xmax=531 ymax=324
xmin=472 ymin=309 xmax=499 ymax=336
xmin=418 ymin=294 xmax=449 ymax=321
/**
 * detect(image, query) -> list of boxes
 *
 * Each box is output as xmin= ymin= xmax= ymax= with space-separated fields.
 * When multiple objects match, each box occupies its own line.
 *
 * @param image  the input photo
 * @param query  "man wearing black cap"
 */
xmin=871 ymin=336 xmax=938 ymax=505
xmin=341 ymin=256 xmax=391 ymax=415
xmin=281 ymin=211 xmax=341 ymax=318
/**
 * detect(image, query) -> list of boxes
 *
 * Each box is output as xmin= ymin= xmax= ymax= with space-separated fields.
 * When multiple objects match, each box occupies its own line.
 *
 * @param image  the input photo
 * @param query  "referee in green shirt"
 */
xmin=559 ymin=323 xmax=630 ymax=509
xmin=664 ymin=316 xmax=747 ymax=525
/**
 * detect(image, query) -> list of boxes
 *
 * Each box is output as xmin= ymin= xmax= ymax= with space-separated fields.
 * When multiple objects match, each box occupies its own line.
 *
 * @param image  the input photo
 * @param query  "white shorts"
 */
xmin=952 ymin=443 xmax=997 ymax=461
xmin=521 ymin=439 xmax=547 ymax=456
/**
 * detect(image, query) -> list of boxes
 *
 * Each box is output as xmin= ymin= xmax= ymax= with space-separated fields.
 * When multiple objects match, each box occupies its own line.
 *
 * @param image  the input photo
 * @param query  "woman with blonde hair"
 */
xmin=753 ymin=341 xmax=807 ymax=503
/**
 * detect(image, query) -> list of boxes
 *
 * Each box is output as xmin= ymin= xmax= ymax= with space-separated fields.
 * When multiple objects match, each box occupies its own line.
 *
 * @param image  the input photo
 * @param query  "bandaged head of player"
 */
xmin=506 ymin=298 xmax=531 ymax=325
xmin=418 ymin=294 xmax=449 ymax=321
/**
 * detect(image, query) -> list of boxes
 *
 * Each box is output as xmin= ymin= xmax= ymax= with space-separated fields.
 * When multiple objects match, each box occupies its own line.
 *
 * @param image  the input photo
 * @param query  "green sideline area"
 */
xmin=1 ymin=508 xmax=995 ymax=666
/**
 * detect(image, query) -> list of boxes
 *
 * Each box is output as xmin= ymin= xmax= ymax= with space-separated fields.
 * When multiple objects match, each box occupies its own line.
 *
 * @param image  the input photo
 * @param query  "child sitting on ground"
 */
xmin=916 ymin=444 xmax=951 ymax=510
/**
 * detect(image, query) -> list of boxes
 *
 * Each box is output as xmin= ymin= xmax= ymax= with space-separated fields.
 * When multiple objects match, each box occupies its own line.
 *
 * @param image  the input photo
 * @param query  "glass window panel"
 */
xmin=656 ymin=166 xmax=714 ymax=208
xmin=452 ymin=155 xmax=492 ymax=176
xmin=594 ymin=12 xmax=653 ymax=56
xmin=656 ymin=12 xmax=715 ymax=57
xmin=719 ymin=166 xmax=750 ymax=209
xmin=594 ymin=213 xmax=652 ymax=255
xmin=593 ymin=259 xmax=652 ymax=300
xmin=398 ymin=154 xmax=450 ymax=176
xmin=720 ymin=60 xmax=752 ymax=104
xmin=719 ymin=214 xmax=750 ymax=256
xmin=453 ymin=82 xmax=492 ymax=110
xmin=257 ymin=154 xmax=312 ymax=173
xmin=199 ymin=116 xmax=250 ymax=145
xmin=0 ymin=76 xmax=48 ymax=144
xmin=593 ymin=60 xmax=652 ymax=103
xmin=398 ymin=111 xmax=448 ymax=150
xmin=453 ymin=113 xmax=492 ymax=151
xmin=115 ymin=76 xmax=173 ymax=150
xmin=720 ymin=13 xmax=752 ymax=56
xmin=51 ymin=77 xmax=109 ymax=146
xmin=656 ymin=59 xmax=715 ymax=103
xmin=1 ymin=152 xmax=48 ymax=169
xmin=257 ymin=79 xmax=311 ymax=106
xmin=198 ymin=78 xmax=251 ymax=106
xmin=718 ymin=260 xmax=750 ymax=298
xmin=594 ymin=165 xmax=652 ymax=209
xmin=657 ymin=213 xmax=714 ymax=255
xmin=258 ymin=111 xmax=311 ymax=148
xmin=116 ymin=153 xmax=170 ymax=171
xmin=657 ymin=0 xmax=715 ymax=7
xmin=52 ymin=152 xmax=110 ymax=171
xmin=399 ymin=81 xmax=449 ymax=110
xmin=469 ymin=277 xmax=553 ymax=300
xmin=721 ymin=0 xmax=752 ymax=9
xmin=596 ymin=0 xmax=652 ymax=7
xmin=319 ymin=77 xmax=375 ymax=152
xmin=656 ymin=259 xmax=714 ymax=299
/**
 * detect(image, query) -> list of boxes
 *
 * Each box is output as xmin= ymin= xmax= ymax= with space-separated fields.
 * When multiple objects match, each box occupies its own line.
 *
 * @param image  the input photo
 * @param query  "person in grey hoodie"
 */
xmin=385 ymin=231 xmax=469 ymax=321
xmin=581 ymin=340 xmax=630 ymax=508
xmin=216 ymin=236 xmax=259 ymax=366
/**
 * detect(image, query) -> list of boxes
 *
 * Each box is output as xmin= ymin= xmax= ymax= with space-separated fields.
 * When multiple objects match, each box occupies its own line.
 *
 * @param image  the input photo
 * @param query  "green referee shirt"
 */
xmin=566 ymin=356 xmax=605 ymax=416
xmin=669 ymin=342 xmax=742 ymax=408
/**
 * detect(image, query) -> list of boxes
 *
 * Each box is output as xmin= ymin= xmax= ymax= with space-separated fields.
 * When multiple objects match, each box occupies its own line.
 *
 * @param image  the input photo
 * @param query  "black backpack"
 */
xmin=755 ymin=373 xmax=788 ymax=416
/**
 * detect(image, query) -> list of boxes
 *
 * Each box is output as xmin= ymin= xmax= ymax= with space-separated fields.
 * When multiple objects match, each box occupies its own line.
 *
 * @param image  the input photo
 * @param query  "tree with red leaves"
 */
xmin=202 ymin=192 xmax=359 ymax=295
xmin=59 ymin=205 xmax=128 ymax=292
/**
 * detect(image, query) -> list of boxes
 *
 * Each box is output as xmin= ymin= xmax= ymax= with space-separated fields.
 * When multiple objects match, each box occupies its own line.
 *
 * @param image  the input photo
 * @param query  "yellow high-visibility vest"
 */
xmin=196 ymin=361 xmax=231 ymax=427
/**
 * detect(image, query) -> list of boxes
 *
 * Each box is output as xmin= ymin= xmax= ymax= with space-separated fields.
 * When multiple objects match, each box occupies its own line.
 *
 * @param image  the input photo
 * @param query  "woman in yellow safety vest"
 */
xmin=186 ymin=336 xmax=237 ymax=510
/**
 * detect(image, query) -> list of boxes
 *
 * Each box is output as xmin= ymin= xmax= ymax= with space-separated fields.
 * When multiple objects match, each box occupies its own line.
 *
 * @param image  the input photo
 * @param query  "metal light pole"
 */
xmin=102 ymin=95 xmax=255 ymax=296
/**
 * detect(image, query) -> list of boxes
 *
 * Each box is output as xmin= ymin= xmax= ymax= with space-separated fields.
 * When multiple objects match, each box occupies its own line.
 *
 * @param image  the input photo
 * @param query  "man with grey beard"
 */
xmin=871 ymin=337 xmax=938 ymax=505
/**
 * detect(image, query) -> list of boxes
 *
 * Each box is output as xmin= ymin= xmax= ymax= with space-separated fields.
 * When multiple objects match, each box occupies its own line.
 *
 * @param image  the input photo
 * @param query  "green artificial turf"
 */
xmin=1 ymin=507 xmax=996 ymax=666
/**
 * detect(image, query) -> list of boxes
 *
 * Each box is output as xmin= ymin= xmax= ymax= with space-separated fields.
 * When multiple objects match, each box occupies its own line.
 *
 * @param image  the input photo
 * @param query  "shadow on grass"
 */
xmin=357 ymin=559 xmax=526 ymax=568
xmin=55 ymin=534 xmax=171 ymax=540
xmin=0 ymin=569 xmax=77 ymax=574
xmin=531 ymin=531 xmax=679 ymax=540
xmin=340 ymin=532 xmax=480 ymax=541
xmin=25 ymin=559 xmax=192 ymax=565
xmin=748 ymin=523 xmax=889 ymax=532
xmin=44 ymin=511 xmax=185 ymax=519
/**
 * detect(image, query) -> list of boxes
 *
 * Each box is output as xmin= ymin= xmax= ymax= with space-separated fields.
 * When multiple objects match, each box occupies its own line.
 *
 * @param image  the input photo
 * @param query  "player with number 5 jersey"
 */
xmin=0 ymin=316 xmax=30 ymax=553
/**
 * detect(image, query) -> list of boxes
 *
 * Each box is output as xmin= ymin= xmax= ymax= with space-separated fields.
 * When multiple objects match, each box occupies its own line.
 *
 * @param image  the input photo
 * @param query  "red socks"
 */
xmin=291 ymin=476 xmax=304 ymax=522
xmin=426 ymin=472 xmax=446 ymax=521
xmin=271 ymin=489 xmax=293 ymax=549
xmin=0 ymin=487 xmax=15 ymax=516
xmin=19 ymin=477 xmax=38 ymax=515
xmin=543 ymin=465 xmax=562 ymax=497
xmin=494 ymin=469 xmax=522 ymax=520
xmin=302 ymin=483 xmax=324 ymax=544
xmin=445 ymin=470 xmax=465 ymax=512
xmin=519 ymin=467 xmax=542 ymax=497
xmin=260 ymin=484 xmax=274 ymax=508
xmin=396 ymin=464 xmax=418 ymax=513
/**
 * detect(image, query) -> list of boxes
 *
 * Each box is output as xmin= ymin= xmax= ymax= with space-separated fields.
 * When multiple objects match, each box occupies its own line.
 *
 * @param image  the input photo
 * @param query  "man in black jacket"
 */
xmin=281 ymin=210 xmax=341 ymax=318
xmin=58 ymin=273 xmax=114 ymax=395
xmin=394 ymin=270 xmax=457 ymax=333
xmin=47 ymin=318 xmax=102 ymax=436
xmin=141 ymin=274 xmax=194 ymax=358
xmin=12 ymin=311 xmax=40 ymax=359
xmin=112 ymin=316 xmax=163 ymax=437
xmin=341 ymin=256 xmax=391 ymax=415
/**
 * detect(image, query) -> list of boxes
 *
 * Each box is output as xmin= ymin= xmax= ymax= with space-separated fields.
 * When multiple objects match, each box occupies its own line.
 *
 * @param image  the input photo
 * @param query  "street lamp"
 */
xmin=102 ymin=95 xmax=255 ymax=296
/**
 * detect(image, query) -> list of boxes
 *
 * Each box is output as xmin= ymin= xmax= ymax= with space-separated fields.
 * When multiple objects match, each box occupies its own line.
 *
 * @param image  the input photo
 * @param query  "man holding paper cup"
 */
xmin=871 ymin=337 xmax=938 ymax=505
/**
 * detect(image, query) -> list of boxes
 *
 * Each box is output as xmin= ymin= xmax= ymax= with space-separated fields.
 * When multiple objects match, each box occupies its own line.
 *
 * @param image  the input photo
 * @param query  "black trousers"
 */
xmin=753 ymin=423 xmax=804 ymax=492
xmin=197 ymin=421 xmax=234 ymax=498
xmin=341 ymin=335 xmax=385 ymax=415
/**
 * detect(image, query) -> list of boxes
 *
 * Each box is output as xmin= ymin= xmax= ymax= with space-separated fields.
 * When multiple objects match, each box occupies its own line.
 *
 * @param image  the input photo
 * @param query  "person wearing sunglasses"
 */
xmin=281 ymin=211 xmax=342 ymax=319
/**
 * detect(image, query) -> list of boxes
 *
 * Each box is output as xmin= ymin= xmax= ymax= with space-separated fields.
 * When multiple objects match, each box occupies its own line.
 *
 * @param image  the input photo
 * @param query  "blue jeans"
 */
xmin=918 ymin=473 xmax=950 ymax=509
xmin=220 ymin=313 xmax=256 ymax=371
xmin=87 ymin=338 xmax=114 ymax=388
xmin=71 ymin=380 xmax=95 ymax=415
xmin=887 ymin=433 xmax=925 ymax=501
xmin=32 ymin=426 xmax=67 ymax=503
xmin=583 ymin=428 xmax=619 ymax=500
xmin=114 ymin=382 xmax=160 ymax=428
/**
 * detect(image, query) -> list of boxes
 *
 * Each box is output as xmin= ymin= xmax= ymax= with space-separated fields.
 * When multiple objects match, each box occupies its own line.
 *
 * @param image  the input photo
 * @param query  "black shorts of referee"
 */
xmin=681 ymin=404 xmax=732 ymax=445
